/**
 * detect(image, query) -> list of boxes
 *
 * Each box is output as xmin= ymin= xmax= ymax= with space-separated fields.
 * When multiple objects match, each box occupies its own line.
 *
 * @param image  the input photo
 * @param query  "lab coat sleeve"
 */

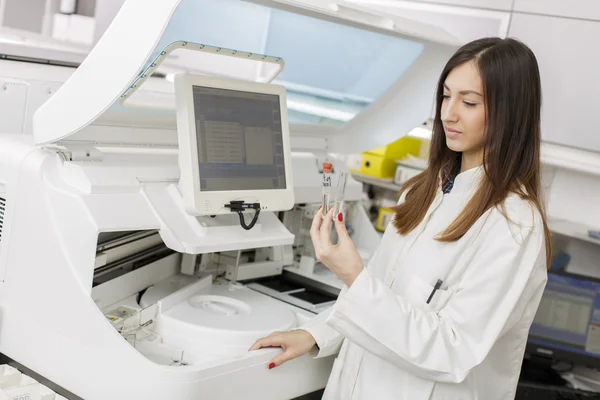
xmin=325 ymin=205 xmax=547 ymax=383
xmin=299 ymin=197 xmax=407 ymax=359
xmin=301 ymin=300 xmax=345 ymax=358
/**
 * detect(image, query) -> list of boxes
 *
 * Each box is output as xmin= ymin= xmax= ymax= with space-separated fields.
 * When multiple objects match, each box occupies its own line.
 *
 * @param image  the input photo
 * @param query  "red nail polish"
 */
xmin=268 ymin=362 xmax=275 ymax=369
xmin=338 ymin=213 xmax=343 ymax=222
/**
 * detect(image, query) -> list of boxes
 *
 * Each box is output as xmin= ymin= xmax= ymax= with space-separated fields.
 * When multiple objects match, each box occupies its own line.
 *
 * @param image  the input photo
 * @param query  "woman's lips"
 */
xmin=444 ymin=127 xmax=462 ymax=139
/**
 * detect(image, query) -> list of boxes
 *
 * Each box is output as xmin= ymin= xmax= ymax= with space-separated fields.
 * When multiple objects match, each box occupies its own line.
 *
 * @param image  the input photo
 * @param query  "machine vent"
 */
xmin=0 ymin=196 xmax=5 ymax=242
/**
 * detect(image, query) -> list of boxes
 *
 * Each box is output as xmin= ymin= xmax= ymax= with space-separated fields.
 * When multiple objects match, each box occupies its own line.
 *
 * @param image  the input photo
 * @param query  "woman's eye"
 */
xmin=463 ymin=101 xmax=476 ymax=107
xmin=442 ymin=94 xmax=450 ymax=99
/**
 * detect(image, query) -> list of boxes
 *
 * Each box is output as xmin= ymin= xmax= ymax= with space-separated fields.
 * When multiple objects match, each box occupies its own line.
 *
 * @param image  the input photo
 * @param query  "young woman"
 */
xmin=250 ymin=37 xmax=552 ymax=400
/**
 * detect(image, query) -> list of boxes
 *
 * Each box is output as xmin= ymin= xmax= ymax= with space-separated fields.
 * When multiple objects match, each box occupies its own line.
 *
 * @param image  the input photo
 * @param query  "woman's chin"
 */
xmin=445 ymin=137 xmax=465 ymax=152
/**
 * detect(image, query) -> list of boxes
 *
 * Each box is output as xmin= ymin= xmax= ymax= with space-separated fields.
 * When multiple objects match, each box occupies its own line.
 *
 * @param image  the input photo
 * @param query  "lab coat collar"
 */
xmin=447 ymin=165 xmax=484 ymax=194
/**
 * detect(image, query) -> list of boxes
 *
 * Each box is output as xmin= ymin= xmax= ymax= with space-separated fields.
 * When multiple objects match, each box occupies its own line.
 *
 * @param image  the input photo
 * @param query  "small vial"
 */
xmin=332 ymin=172 xmax=347 ymax=221
xmin=322 ymin=162 xmax=333 ymax=217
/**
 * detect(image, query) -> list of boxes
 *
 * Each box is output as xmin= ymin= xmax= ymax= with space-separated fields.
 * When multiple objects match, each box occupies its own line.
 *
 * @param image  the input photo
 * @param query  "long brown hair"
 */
xmin=392 ymin=37 xmax=553 ymax=267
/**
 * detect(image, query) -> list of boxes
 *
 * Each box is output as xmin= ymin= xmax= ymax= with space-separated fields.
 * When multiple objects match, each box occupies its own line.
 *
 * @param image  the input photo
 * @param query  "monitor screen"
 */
xmin=192 ymin=86 xmax=287 ymax=192
xmin=528 ymin=272 xmax=600 ymax=363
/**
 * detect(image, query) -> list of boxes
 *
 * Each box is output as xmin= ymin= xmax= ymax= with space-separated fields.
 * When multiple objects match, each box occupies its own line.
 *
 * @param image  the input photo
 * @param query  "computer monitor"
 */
xmin=527 ymin=271 xmax=600 ymax=368
xmin=174 ymin=74 xmax=294 ymax=216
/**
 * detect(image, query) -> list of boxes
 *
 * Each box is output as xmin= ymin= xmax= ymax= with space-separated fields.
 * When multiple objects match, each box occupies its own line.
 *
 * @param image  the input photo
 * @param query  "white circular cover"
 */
xmin=153 ymin=283 xmax=297 ymax=358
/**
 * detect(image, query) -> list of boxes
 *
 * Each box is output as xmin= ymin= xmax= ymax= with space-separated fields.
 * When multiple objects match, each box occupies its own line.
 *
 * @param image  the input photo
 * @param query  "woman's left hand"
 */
xmin=310 ymin=207 xmax=364 ymax=287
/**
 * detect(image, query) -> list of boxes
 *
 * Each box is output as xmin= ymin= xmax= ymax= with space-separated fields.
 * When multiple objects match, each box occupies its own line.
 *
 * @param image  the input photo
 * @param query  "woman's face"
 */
xmin=441 ymin=60 xmax=486 ymax=158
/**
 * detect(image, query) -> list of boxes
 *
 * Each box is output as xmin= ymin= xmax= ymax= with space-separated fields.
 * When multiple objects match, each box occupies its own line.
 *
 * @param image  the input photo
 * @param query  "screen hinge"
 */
xmin=54 ymin=144 xmax=103 ymax=162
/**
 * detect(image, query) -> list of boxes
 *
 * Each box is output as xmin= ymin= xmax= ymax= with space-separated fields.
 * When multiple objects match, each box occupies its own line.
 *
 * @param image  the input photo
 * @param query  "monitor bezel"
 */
xmin=526 ymin=270 xmax=600 ymax=369
xmin=174 ymin=73 xmax=294 ymax=216
xmin=526 ymin=340 xmax=600 ymax=369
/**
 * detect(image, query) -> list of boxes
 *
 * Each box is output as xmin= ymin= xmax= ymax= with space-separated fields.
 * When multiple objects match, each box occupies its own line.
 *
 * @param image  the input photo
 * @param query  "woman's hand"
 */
xmin=310 ymin=207 xmax=364 ymax=287
xmin=249 ymin=330 xmax=317 ymax=369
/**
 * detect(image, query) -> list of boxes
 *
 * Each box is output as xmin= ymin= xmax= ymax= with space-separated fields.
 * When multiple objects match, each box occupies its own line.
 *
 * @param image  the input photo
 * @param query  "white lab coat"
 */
xmin=302 ymin=166 xmax=548 ymax=400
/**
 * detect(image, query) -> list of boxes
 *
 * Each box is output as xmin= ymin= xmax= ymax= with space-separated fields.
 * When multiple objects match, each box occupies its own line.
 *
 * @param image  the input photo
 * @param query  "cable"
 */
xmin=224 ymin=201 xmax=261 ymax=231
xmin=237 ymin=209 xmax=261 ymax=230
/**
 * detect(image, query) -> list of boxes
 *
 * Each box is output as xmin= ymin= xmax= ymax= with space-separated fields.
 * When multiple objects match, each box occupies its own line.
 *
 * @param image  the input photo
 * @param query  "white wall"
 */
xmin=513 ymin=0 xmax=600 ymax=21
xmin=77 ymin=0 xmax=97 ymax=17
xmin=355 ymin=1 xmax=510 ymax=43
xmin=508 ymin=13 xmax=600 ymax=152
xmin=547 ymin=171 xmax=600 ymax=229
xmin=93 ymin=0 xmax=125 ymax=43
xmin=0 ymin=0 xmax=5 ymax=27
xmin=2 ymin=0 xmax=46 ymax=33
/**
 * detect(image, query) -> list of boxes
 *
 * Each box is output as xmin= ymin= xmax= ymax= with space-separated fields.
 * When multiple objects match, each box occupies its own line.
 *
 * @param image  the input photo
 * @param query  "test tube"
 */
xmin=322 ymin=162 xmax=333 ymax=217
xmin=332 ymin=171 xmax=347 ymax=221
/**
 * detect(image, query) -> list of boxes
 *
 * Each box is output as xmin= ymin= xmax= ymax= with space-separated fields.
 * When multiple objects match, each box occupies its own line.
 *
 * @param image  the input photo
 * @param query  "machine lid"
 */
xmin=162 ymin=286 xmax=297 ymax=332
xmin=154 ymin=283 xmax=297 ymax=356
xmin=33 ymin=0 xmax=459 ymax=154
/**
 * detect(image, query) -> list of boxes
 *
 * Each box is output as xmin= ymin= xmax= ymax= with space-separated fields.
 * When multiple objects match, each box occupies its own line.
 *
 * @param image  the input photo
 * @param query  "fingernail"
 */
xmin=338 ymin=213 xmax=343 ymax=222
xmin=319 ymin=205 xmax=322 ymax=210
xmin=268 ymin=362 xmax=275 ymax=369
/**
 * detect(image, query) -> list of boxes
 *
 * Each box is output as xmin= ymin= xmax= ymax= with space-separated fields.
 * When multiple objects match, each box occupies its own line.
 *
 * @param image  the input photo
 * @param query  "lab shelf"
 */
xmin=350 ymin=172 xmax=402 ymax=192
xmin=548 ymin=219 xmax=600 ymax=246
xmin=541 ymin=143 xmax=600 ymax=176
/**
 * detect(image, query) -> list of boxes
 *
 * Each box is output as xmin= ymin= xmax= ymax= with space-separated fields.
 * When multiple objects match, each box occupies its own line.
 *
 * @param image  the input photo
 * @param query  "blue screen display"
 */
xmin=192 ymin=86 xmax=286 ymax=192
xmin=529 ymin=273 xmax=600 ymax=359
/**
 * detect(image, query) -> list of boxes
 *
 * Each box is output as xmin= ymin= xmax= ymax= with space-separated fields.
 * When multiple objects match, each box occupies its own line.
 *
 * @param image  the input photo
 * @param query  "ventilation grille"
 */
xmin=0 ymin=197 xmax=5 ymax=242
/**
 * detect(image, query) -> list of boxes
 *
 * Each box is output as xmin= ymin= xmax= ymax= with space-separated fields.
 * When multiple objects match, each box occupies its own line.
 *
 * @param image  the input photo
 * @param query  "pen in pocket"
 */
xmin=426 ymin=279 xmax=444 ymax=304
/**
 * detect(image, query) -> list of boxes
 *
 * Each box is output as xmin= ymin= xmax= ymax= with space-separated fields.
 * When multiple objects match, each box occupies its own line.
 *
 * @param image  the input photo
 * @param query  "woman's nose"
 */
xmin=441 ymin=101 xmax=458 ymax=123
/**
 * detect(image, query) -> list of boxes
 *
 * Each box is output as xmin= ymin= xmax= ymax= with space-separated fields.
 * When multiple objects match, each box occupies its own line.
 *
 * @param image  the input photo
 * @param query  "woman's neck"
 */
xmin=460 ymin=150 xmax=484 ymax=173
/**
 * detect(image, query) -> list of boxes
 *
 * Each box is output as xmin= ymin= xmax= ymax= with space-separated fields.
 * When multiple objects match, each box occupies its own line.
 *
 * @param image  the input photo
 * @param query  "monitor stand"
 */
xmin=142 ymin=184 xmax=294 ymax=254
xmin=519 ymin=357 xmax=568 ymax=386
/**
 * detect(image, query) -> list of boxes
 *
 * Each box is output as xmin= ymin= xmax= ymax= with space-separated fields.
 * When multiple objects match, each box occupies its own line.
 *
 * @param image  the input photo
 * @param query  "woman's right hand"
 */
xmin=249 ymin=329 xmax=317 ymax=369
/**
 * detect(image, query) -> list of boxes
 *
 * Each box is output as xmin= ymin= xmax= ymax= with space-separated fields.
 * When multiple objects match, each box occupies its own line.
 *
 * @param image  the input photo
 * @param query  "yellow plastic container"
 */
xmin=355 ymin=136 xmax=422 ymax=179
xmin=376 ymin=207 xmax=395 ymax=232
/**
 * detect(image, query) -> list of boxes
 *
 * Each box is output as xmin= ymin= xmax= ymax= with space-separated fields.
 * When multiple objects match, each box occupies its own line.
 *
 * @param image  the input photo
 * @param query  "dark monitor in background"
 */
xmin=526 ymin=271 xmax=600 ymax=370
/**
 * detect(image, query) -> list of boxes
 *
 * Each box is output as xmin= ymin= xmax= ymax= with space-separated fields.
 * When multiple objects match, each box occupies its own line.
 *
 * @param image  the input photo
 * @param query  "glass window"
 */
xmin=153 ymin=0 xmax=424 ymax=125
